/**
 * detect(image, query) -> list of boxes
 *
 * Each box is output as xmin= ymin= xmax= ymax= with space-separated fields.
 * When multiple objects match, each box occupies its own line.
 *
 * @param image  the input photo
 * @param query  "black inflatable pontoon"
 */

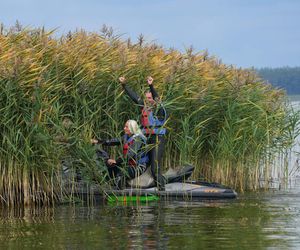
xmin=104 ymin=165 xmax=237 ymax=200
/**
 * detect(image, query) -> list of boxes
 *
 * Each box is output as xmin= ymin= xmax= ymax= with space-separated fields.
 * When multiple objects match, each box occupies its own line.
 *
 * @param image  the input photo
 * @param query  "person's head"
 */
xmin=144 ymin=91 xmax=155 ymax=105
xmin=124 ymin=120 xmax=142 ymax=136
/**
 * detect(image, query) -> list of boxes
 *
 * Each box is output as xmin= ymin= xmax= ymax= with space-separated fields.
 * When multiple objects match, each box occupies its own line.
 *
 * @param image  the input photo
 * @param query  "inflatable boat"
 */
xmin=104 ymin=165 xmax=237 ymax=201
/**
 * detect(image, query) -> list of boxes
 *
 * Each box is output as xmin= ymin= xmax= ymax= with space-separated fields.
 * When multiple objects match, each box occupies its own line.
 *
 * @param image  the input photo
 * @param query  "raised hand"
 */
xmin=147 ymin=76 xmax=153 ymax=85
xmin=107 ymin=159 xmax=116 ymax=165
xmin=119 ymin=76 xmax=126 ymax=84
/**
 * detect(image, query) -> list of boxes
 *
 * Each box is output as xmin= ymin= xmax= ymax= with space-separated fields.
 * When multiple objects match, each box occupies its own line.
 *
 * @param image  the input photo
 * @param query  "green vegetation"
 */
xmin=0 ymin=24 xmax=299 ymax=206
xmin=107 ymin=194 xmax=160 ymax=203
xmin=256 ymin=67 xmax=300 ymax=94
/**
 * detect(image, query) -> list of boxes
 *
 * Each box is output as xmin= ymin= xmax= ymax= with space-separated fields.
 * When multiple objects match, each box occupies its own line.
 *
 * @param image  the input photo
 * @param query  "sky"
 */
xmin=1 ymin=0 xmax=299 ymax=68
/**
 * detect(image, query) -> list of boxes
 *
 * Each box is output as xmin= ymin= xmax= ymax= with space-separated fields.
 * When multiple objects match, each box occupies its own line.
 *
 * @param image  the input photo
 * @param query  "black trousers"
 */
xmin=107 ymin=164 xmax=138 ymax=179
xmin=96 ymin=149 xmax=145 ymax=180
xmin=148 ymin=134 xmax=166 ymax=188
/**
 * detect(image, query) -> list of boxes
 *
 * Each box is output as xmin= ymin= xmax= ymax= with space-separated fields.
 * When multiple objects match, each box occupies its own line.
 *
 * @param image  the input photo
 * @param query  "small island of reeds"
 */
xmin=0 ymin=24 xmax=298 ymax=206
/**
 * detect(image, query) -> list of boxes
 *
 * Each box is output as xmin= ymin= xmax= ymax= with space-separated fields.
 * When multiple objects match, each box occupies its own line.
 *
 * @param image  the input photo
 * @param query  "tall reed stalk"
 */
xmin=0 ymin=24 xmax=298 ymax=206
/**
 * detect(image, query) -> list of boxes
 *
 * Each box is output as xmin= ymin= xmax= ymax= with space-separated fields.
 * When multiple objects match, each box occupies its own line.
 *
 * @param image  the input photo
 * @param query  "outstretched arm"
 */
xmin=102 ymin=138 xmax=122 ymax=146
xmin=123 ymin=85 xmax=144 ymax=105
xmin=147 ymin=76 xmax=166 ymax=121
xmin=147 ymin=76 xmax=159 ymax=100
xmin=91 ymin=138 xmax=121 ymax=146
xmin=119 ymin=76 xmax=144 ymax=105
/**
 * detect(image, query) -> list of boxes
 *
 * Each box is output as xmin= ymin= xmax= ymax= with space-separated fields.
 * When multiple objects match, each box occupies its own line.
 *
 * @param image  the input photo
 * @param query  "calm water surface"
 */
xmin=1 ymin=100 xmax=300 ymax=249
xmin=1 ymin=184 xmax=300 ymax=249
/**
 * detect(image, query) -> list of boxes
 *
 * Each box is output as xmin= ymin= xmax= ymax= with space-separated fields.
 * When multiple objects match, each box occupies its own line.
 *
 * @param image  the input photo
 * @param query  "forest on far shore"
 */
xmin=256 ymin=67 xmax=300 ymax=94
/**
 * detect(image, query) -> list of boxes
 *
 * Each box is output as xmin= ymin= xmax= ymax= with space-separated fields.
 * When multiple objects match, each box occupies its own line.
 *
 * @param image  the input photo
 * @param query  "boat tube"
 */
xmin=105 ymin=165 xmax=237 ymax=200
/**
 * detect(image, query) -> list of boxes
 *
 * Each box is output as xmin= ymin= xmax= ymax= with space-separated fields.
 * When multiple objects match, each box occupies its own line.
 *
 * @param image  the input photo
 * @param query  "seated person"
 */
xmin=91 ymin=120 xmax=149 ymax=187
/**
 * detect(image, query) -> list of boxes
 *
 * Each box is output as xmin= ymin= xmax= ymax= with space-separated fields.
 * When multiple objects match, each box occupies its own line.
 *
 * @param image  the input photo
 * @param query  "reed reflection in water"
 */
xmin=1 ymin=189 xmax=300 ymax=249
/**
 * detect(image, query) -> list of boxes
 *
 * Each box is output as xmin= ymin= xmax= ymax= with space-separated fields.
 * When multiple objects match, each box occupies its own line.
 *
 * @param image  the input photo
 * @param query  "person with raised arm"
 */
xmin=119 ymin=76 xmax=167 ymax=190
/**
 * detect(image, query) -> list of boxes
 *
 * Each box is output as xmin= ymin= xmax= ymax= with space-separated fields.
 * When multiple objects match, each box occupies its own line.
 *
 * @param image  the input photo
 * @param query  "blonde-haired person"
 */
xmin=119 ymin=76 xmax=167 ymax=190
xmin=91 ymin=120 xmax=149 ymax=188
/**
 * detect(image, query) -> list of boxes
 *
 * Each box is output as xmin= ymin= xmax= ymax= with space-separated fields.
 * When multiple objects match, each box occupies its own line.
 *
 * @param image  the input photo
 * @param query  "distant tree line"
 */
xmin=256 ymin=67 xmax=300 ymax=94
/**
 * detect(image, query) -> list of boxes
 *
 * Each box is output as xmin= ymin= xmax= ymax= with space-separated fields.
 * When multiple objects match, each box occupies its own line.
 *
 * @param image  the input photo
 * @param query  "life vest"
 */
xmin=122 ymin=135 xmax=149 ymax=166
xmin=141 ymin=106 xmax=167 ymax=135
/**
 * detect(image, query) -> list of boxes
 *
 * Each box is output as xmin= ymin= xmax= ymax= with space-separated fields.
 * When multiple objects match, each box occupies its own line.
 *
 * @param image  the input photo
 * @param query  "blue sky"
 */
xmin=1 ymin=0 xmax=299 ymax=68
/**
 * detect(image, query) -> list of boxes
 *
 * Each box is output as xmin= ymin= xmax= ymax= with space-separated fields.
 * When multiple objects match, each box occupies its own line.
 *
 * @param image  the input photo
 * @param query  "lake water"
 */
xmin=1 ymin=100 xmax=300 ymax=249
xmin=1 ymin=188 xmax=300 ymax=249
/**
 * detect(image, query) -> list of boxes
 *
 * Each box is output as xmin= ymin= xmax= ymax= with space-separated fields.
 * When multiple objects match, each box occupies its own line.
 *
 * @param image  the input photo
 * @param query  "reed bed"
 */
xmin=0 ymin=24 xmax=298 ymax=206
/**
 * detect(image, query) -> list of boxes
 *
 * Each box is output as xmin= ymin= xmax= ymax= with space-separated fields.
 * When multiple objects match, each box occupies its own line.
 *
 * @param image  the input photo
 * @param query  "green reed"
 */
xmin=0 ymin=24 xmax=298 ymax=206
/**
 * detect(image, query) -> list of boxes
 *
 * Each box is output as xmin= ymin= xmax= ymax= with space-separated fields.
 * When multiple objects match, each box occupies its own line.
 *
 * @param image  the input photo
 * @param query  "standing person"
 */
xmin=91 ymin=120 xmax=149 ymax=188
xmin=119 ymin=76 xmax=167 ymax=190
